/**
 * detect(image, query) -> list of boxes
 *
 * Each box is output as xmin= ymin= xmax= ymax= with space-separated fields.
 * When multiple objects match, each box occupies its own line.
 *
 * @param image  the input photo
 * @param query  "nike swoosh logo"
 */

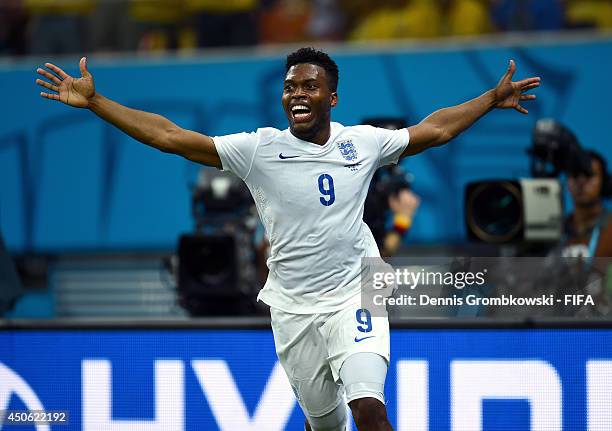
xmin=354 ymin=335 xmax=376 ymax=343
xmin=279 ymin=153 xmax=300 ymax=159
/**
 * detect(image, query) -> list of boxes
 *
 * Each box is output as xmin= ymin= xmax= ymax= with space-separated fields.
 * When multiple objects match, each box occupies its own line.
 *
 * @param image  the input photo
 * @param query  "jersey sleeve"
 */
xmin=212 ymin=131 xmax=259 ymax=180
xmin=375 ymin=127 xmax=410 ymax=167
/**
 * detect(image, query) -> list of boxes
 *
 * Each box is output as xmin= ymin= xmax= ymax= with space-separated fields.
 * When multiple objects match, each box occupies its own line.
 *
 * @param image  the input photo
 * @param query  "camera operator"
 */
xmin=529 ymin=119 xmax=612 ymax=258
xmin=563 ymin=150 xmax=612 ymax=257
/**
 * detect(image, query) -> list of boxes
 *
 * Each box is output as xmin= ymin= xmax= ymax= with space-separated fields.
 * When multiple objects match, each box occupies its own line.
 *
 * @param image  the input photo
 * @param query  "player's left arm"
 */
xmin=402 ymin=60 xmax=540 ymax=157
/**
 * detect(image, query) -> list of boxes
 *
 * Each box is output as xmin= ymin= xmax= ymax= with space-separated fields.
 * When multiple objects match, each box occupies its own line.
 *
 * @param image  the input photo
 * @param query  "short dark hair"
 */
xmin=285 ymin=47 xmax=339 ymax=92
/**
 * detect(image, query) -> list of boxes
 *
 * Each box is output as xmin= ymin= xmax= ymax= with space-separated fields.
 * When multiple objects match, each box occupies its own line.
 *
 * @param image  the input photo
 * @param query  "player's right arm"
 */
xmin=36 ymin=57 xmax=221 ymax=168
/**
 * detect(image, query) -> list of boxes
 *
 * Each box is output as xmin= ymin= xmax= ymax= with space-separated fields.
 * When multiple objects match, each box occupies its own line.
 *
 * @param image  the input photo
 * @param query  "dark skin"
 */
xmin=36 ymin=57 xmax=539 ymax=164
xmin=568 ymin=159 xmax=604 ymax=213
xmin=305 ymin=398 xmax=393 ymax=431
xmin=36 ymin=56 xmax=539 ymax=431
xmin=282 ymin=63 xmax=338 ymax=145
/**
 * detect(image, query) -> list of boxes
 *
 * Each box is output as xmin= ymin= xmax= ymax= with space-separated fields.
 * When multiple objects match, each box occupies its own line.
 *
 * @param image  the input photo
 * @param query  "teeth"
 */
xmin=291 ymin=105 xmax=310 ymax=113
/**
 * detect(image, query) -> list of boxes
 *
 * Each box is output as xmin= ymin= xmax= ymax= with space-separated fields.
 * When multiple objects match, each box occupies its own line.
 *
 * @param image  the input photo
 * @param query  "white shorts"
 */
xmin=270 ymin=301 xmax=390 ymax=418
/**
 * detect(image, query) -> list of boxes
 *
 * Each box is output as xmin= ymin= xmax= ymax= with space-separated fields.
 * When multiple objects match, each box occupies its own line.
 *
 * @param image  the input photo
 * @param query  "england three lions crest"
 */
xmin=337 ymin=140 xmax=358 ymax=161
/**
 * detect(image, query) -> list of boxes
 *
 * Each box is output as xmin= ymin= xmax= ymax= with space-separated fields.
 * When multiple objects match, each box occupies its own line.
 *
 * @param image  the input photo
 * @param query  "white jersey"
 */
xmin=213 ymin=122 xmax=409 ymax=313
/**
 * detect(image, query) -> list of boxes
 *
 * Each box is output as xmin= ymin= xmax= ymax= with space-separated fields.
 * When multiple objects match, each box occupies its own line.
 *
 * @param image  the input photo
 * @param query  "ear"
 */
xmin=330 ymin=92 xmax=338 ymax=108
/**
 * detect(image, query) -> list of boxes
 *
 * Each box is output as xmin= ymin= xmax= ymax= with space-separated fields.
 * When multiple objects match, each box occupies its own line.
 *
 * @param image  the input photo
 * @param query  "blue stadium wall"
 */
xmin=1 ymin=37 xmax=611 ymax=252
xmin=1 ymin=328 xmax=612 ymax=430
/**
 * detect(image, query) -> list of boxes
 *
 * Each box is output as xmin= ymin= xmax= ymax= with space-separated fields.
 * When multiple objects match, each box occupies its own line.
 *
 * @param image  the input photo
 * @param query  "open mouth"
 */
xmin=291 ymin=104 xmax=312 ymax=123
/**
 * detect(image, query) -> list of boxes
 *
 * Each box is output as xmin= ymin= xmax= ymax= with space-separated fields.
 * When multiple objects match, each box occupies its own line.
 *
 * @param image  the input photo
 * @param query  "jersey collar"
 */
xmin=285 ymin=122 xmax=344 ymax=152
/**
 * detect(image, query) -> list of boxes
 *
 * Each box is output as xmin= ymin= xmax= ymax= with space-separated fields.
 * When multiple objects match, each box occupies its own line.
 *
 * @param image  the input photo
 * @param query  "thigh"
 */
xmin=340 ymin=352 xmax=388 ymax=404
xmin=322 ymin=303 xmax=390 ymax=383
xmin=270 ymin=307 xmax=344 ymax=418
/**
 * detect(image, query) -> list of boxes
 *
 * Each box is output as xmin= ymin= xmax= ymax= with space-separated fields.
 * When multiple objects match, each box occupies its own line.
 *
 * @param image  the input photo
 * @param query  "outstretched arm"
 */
xmin=402 ymin=60 xmax=540 ymax=157
xmin=36 ymin=57 xmax=221 ymax=168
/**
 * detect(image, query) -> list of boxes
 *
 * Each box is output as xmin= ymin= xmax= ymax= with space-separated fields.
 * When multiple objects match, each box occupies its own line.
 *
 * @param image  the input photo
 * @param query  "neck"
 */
xmin=573 ymin=202 xmax=603 ymax=232
xmin=291 ymin=120 xmax=331 ymax=146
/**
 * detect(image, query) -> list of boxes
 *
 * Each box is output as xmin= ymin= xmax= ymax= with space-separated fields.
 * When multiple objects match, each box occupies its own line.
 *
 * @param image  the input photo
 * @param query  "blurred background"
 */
xmin=1 ymin=3 xmax=612 ymax=430
xmin=1 ymin=0 xmax=612 ymax=56
xmin=0 ymin=0 xmax=611 ymax=320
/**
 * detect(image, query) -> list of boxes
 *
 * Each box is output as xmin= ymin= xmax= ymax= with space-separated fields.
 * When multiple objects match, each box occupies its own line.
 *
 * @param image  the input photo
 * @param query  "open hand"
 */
xmin=36 ymin=57 xmax=95 ymax=108
xmin=493 ymin=60 xmax=540 ymax=114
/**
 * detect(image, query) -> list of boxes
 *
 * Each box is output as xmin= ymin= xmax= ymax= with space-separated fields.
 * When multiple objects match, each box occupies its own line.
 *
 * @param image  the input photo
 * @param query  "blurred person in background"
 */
xmin=562 ymin=151 xmax=612 ymax=257
xmin=364 ymin=184 xmax=420 ymax=257
xmin=88 ymin=0 xmax=133 ymax=52
xmin=307 ymin=0 xmax=346 ymax=41
xmin=490 ymin=0 xmax=564 ymax=32
xmin=259 ymin=0 xmax=345 ymax=45
xmin=0 ymin=231 xmax=22 ymax=316
xmin=338 ymin=0 xmax=377 ymax=37
xmin=259 ymin=0 xmax=311 ymax=44
xmin=184 ymin=0 xmax=258 ymax=48
xmin=438 ymin=0 xmax=492 ymax=36
xmin=128 ymin=0 xmax=187 ymax=51
xmin=565 ymin=0 xmax=612 ymax=30
xmin=383 ymin=188 xmax=419 ymax=256
xmin=349 ymin=0 xmax=491 ymax=41
xmin=349 ymin=0 xmax=440 ymax=40
xmin=90 ymin=0 xmax=187 ymax=53
xmin=0 ymin=0 xmax=28 ymax=56
xmin=25 ymin=0 xmax=94 ymax=54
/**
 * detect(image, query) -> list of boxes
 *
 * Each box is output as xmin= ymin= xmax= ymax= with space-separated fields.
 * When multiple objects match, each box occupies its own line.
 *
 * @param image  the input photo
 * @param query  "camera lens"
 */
xmin=467 ymin=182 xmax=522 ymax=243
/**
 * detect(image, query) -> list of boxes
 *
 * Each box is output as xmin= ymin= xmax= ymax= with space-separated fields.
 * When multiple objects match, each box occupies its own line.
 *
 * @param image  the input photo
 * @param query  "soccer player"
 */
xmin=36 ymin=47 xmax=540 ymax=431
